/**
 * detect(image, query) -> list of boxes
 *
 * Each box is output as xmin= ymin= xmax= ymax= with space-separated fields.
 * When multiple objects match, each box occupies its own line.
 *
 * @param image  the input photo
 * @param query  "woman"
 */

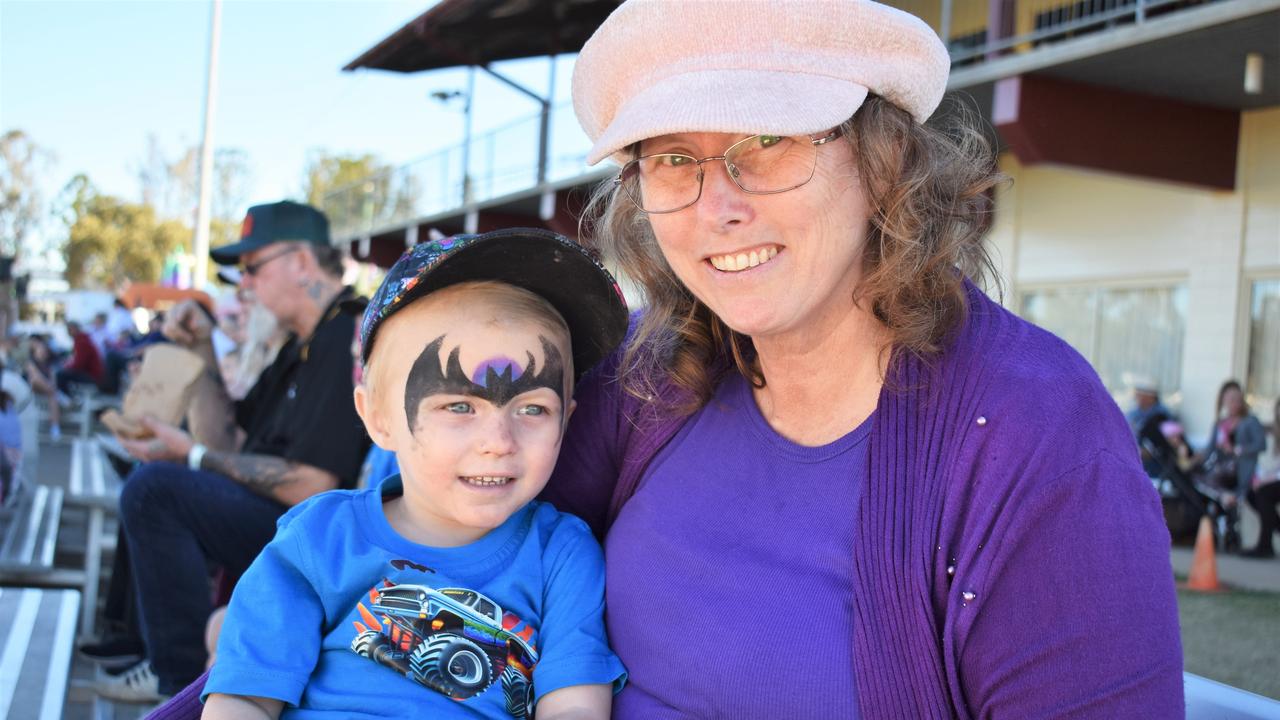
xmin=1204 ymin=380 xmax=1266 ymax=503
xmin=547 ymin=1 xmax=1181 ymax=717
xmin=1243 ymin=398 xmax=1280 ymax=558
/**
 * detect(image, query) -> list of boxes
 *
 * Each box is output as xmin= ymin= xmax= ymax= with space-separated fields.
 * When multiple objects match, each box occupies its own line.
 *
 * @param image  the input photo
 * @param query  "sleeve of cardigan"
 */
xmin=957 ymin=448 xmax=1185 ymax=719
xmin=539 ymin=351 xmax=627 ymax=539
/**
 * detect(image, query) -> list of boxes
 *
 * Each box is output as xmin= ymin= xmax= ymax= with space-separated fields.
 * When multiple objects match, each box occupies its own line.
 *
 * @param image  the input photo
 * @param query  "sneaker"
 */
xmin=78 ymin=635 xmax=145 ymax=669
xmin=92 ymin=660 xmax=169 ymax=703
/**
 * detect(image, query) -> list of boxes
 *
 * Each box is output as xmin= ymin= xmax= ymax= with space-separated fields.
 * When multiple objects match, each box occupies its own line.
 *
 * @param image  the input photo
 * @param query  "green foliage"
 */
xmin=302 ymin=149 xmax=416 ymax=240
xmin=63 ymin=193 xmax=190 ymax=289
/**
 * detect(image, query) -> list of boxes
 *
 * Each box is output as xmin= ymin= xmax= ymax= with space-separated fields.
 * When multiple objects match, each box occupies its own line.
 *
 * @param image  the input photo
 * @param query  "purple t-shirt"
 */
xmin=607 ymin=373 xmax=867 ymax=719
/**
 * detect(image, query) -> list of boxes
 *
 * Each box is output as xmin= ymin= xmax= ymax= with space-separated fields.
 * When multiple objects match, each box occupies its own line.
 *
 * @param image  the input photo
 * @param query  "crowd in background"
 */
xmin=1129 ymin=378 xmax=1279 ymax=558
xmin=0 ymin=283 xmax=288 ymax=507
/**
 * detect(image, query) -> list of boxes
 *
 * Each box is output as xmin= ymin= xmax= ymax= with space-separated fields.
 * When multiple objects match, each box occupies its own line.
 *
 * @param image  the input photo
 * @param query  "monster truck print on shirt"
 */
xmin=351 ymin=579 xmax=540 ymax=719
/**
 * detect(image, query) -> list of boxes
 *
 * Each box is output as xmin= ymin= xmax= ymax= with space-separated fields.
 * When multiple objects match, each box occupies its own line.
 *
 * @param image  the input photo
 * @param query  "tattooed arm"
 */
xmin=199 ymin=449 xmax=339 ymax=506
xmin=121 ymin=418 xmax=339 ymax=507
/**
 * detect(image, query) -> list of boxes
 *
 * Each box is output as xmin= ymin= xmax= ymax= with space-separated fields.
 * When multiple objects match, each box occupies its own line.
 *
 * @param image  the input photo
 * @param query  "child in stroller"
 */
xmin=1142 ymin=418 xmax=1242 ymax=552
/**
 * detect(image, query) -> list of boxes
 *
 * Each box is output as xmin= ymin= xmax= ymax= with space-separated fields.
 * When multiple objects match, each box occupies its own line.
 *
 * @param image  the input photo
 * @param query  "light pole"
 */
xmin=429 ymin=65 xmax=475 ymax=206
xmin=191 ymin=0 xmax=222 ymax=290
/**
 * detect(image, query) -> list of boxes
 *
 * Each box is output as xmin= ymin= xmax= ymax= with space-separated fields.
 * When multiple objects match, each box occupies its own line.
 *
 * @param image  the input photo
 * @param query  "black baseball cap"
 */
xmin=359 ymin=228 xmax=629 ymax=378
xmin=210 ymin=200 xmax=331 ymax=266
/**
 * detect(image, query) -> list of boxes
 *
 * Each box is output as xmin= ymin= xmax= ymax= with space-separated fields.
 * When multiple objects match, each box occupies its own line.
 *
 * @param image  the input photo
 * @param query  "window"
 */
xmin=1019 ymin=284 xmax=1188 ymax=404
xmin=1247 ymin=278 xmax=1280 ymax=424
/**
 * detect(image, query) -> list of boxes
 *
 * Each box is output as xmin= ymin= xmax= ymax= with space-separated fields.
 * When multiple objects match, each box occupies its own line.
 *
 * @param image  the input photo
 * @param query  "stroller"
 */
xmin=1141 ymin=419 xmax=1241 ymax=552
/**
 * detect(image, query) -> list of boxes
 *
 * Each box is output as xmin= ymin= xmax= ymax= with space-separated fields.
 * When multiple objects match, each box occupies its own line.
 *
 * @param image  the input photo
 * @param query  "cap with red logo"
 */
xmin=210 ymin=200 xmax=331 ymax=265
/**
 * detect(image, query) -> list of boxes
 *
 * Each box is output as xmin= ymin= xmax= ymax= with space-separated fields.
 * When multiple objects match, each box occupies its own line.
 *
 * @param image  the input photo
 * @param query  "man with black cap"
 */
xmin=95 ymin=200 xmax=370 ymax=702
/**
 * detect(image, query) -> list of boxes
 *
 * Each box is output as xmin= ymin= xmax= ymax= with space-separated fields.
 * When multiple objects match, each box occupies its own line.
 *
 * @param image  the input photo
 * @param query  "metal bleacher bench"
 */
xmin=65 ymin=437 xmax=124 ymax=637
xmin=1185 ymin=672 xmax=1280 ymax=718
xmin=0 ymin=587 xmax=80 ymax=719
xmin=0 ymin=484 xmax=64 ymax=579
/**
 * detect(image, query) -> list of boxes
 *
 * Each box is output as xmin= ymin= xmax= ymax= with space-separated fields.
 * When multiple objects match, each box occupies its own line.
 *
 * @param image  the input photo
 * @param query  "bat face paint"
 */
xmin=404 ymin=334 xmax=566 ymax=434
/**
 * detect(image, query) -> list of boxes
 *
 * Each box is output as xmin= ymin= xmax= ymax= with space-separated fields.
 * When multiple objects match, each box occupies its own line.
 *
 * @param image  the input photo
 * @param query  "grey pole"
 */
xmin=191 ymin=0 xmax=222 ymax=290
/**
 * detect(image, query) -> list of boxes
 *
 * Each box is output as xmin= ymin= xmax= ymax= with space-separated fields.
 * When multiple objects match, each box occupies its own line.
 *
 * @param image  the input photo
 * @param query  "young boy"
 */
xmin=202 ymin=228 xmax=629 ymax=719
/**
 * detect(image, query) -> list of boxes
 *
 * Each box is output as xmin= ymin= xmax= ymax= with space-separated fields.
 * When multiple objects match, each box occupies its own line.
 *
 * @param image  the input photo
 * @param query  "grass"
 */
xmin=1178 ymin=587 xmax=1280 ymax=699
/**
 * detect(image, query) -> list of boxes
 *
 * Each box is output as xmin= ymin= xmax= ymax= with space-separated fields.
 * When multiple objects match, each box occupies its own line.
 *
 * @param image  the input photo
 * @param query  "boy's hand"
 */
xmin=533 ymin=683 xmax=612 ymax=720
xmin=201 ymin=693 xmax=283 ymax=720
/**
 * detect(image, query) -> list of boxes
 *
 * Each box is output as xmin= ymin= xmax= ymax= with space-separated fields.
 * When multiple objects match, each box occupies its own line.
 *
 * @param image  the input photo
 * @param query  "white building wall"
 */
xmin=991 ymin=106 xmax=1280 ymax=442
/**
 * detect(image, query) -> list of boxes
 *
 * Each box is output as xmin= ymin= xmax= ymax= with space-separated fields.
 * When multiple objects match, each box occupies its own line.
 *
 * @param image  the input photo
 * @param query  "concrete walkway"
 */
xmin=1170 ymin=546 xmax=1280 ymax=593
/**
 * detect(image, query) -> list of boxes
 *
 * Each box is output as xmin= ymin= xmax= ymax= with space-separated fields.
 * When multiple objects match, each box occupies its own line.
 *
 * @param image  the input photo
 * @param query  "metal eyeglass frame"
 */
xmin=241 ymin=244 xmax=302 ymax=277
xmin=614 ymin=129 xmax=844 ymax=214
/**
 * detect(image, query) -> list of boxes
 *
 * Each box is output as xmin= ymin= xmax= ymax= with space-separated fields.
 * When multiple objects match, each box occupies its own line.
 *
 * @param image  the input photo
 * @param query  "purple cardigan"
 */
xmin=545 ymin=283 xmax=1183 ymax=719
xmin=149 ymin=285 xmax=1183 ymax=719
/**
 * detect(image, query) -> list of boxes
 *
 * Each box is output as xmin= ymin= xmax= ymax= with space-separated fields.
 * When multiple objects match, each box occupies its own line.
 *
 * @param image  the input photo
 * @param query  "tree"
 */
xmin=136 ymin=138 xmax=250 ymax=231
xmin=210 ymin=148 xmax=251 ymax=249
xmin=0 ymin=129 xmax=52 ymax=259
xmin=63 ymin=192 xmax=190 ymax=289
xmin=301 ymin=150 xmax=416 ymax=239
xmin=133 ymin=140 xmax=251 ymax=284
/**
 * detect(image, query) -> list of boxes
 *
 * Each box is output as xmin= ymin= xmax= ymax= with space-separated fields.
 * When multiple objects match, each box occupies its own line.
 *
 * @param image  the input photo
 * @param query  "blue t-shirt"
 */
xmin=359 ymin=445 xmax=399 ymax=488
xmin=205 ymin=477 xmax=626 ymax=718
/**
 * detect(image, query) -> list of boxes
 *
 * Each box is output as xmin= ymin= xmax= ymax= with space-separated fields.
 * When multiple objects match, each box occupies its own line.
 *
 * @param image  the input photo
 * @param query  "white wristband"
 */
xmin=188 ymin=443 xmax=208 ymax=471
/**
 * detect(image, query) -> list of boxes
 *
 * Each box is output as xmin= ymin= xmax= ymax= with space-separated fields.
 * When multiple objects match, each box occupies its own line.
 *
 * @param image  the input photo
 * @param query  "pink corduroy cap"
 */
xmin=573 ymin=0 xmax=951 ymax=166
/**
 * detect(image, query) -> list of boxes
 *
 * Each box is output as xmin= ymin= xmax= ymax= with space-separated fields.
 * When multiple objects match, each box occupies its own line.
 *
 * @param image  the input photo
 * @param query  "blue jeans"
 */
xmin=118 ymin=462 xmax=286 ymax=694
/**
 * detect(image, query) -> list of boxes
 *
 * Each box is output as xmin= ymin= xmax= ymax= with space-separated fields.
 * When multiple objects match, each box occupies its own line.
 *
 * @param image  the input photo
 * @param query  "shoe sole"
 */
xmin=79 ymin=651 xmax=143 ymax=669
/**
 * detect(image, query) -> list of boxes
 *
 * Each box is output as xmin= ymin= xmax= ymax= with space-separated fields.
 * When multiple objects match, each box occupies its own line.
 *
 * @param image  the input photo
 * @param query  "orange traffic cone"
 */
xmin=1184 ymin=515 xmax=1225 ymax=592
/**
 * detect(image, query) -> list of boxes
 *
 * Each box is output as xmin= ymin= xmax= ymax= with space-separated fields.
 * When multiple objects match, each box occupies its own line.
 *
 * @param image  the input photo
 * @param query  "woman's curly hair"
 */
xmin=580 ymin=95 xmax=1006 ymax=414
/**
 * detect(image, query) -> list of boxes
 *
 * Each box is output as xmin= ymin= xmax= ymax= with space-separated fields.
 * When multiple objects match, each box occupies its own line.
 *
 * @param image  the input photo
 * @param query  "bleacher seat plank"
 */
xmin=0 ymin=587 xmax=81 ymax=719
xmin=0 ymin=485 xmax=63 ymax=574
xmin=68 ymin=439 xmax=119 ymax=510
xmin=66 ymin=438 xmax=126 ymax=637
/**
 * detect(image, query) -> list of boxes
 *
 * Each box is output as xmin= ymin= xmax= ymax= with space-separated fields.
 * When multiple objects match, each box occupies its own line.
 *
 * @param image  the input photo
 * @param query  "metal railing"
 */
xmin=323 ymin=100 xmax=593 ymax=242
xmin=326 ymin=0 xmax=1222 ymax=244
xmin=932 ymin=0 xmax=1218 ymax=64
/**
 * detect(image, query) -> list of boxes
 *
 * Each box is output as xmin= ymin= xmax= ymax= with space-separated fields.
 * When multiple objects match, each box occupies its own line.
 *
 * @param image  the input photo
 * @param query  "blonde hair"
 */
xmin=581 ymin=95 xmax=1004 ymax=413
xmin=363 ymin=280 xmax=573 ymax=399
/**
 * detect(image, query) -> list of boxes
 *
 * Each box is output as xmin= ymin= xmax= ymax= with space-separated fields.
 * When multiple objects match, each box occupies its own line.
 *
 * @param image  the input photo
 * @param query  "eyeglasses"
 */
xmin=241 ymin=245 xmax=301 ymax=277
xmin=614 ymin=130 xmax=843 ymax=214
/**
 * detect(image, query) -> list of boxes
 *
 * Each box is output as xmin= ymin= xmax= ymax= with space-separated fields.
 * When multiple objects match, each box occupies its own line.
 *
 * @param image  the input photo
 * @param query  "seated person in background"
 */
xmin=1127 ymin=377 xmax=1175 ymax=477
xmin=202 ymin=229 xmax=628 ymax=719
xmin=23 ymin=335 xmax=63 ymax=439
xmin=93 ymin=200 xmax=370 ymax=703
xmin=56 ymin=320 xmax=105 ymax=396
xmin=1243 ymin=398 xmax=1280 ymax=559
xmin=1205 ymin=380 xmax=1266 ymax=505
xmin=0 ymin=382 xmax=23 ymax=506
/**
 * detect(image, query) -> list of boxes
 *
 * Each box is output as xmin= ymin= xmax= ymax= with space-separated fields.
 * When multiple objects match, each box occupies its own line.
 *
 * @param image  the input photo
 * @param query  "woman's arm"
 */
xmin=201 ymin=694 xmax=283 ymax=720
xmin=1236 ymin=416 xmax=1266 ymax=457
xmin=959 ymin=449 xmax=1183 ymax=718
xmin=534 ymin=684 xmax=612 ymax=720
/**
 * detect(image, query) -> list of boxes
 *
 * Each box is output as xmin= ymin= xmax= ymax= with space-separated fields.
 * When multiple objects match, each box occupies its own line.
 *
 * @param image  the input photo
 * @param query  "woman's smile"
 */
xmin=706 ymin=244 xmax=783 ymax=273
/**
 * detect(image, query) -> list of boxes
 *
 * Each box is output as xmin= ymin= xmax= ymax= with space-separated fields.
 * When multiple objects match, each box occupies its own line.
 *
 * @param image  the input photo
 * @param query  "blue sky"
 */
xmin=1 ymin=0 xmax=581 ymax=246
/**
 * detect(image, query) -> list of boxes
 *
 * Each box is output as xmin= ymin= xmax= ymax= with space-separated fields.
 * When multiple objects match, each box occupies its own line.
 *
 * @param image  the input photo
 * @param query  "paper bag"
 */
xmin=102 ymin=344 xmax=207 ymax=439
